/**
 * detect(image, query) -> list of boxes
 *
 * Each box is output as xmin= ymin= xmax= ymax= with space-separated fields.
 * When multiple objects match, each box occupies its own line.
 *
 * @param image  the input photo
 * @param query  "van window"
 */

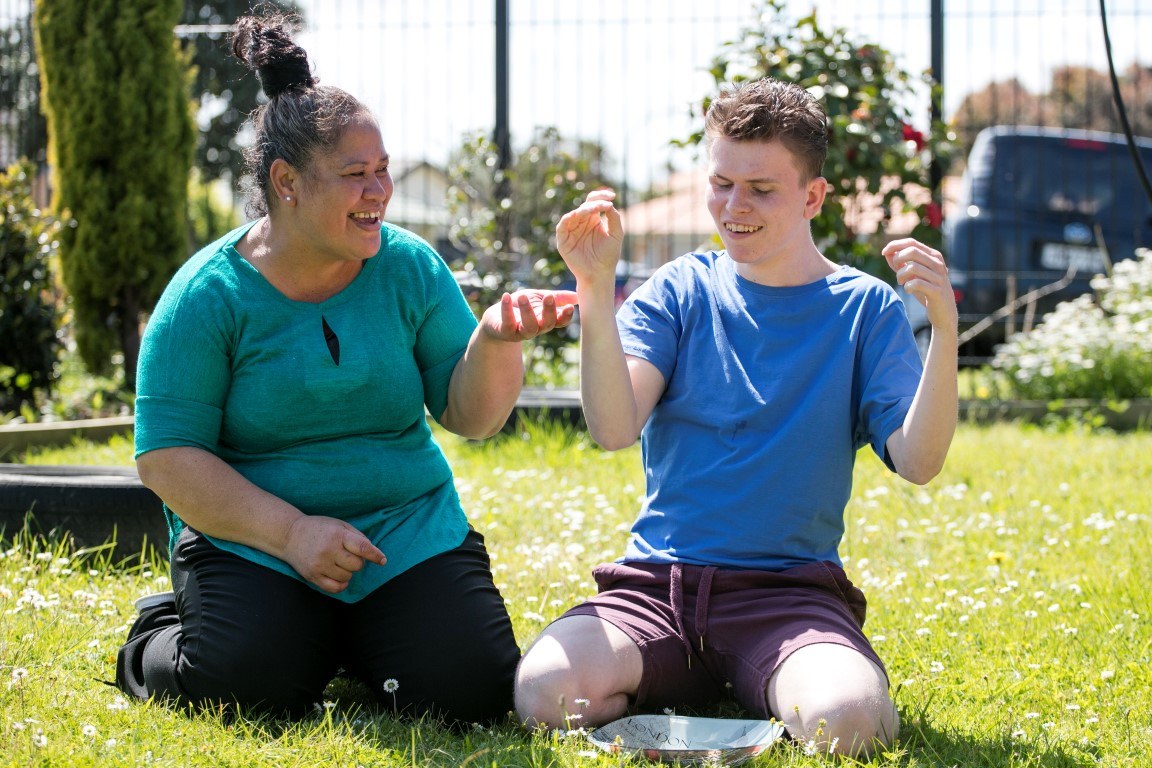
xmin=974 ymin=135 xmax=1152 ymax=222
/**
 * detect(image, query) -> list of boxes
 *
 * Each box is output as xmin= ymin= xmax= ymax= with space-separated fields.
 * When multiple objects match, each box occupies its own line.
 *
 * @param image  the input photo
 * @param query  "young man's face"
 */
xmin=705 ymin=136 xmax=827 ymax=279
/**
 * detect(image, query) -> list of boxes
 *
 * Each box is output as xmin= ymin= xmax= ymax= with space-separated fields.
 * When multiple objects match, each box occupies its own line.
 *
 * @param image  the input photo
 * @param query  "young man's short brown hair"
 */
xmin=704 ymin=78 xmax=829 ymax=181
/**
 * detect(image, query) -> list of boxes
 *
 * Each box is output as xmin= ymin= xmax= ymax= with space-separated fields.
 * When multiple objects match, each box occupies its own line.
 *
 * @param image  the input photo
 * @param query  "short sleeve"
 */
xmin=133 ymin=270 xmax=231 ymax=458
xmin=616 ymin=263 xmax=685 ymax=381
xmin=854 ymin=294 xmax=923 ymax=468
xmin=412 ymin=248 xmax=477 ymax=420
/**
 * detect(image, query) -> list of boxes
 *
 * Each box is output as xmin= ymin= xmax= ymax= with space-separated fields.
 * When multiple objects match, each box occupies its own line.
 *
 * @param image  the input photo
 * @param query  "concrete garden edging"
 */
xmin=0 ymin=416 xmax=134 ymax=457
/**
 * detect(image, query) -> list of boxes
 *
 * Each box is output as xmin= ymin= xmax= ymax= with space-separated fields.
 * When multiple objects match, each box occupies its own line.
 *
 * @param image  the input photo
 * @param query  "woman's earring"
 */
xmin=284 ymin=196 xmax=292 ymax=202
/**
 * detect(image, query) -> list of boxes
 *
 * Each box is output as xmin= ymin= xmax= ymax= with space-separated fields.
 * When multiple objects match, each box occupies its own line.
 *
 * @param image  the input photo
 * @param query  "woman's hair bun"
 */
xmin=231 ymin=15 xmax=316 ymax=97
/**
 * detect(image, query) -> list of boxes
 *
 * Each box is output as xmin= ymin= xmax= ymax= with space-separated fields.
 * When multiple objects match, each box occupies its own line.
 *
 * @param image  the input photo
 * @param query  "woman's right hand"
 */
xmin=556 ymin=188 xmax=624 ymax=287
xmin=282 ymin=515 xmax=387 ymax=594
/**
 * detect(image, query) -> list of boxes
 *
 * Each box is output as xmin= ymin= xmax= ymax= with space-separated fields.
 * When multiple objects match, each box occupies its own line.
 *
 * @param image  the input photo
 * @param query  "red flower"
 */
xmin=901 ymin=123 xmax=926 ymax=152
xmin=923 ymin=201 xmax=943 ymax=229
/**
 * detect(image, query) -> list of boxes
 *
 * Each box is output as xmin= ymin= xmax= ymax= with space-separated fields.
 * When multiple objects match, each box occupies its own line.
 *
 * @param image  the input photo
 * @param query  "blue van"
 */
xmin=944 ymin=126 xmax=1152 ymax=360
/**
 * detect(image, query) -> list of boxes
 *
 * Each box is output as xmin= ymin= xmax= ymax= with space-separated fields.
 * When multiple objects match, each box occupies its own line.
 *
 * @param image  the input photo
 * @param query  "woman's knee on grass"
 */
xmin=514 ymin=615 xmax=642 ymax=729
xmin=767 ymin=643 xmax=898 ymax=758
xmin=170 ymin=629 xmax=336 ymax=716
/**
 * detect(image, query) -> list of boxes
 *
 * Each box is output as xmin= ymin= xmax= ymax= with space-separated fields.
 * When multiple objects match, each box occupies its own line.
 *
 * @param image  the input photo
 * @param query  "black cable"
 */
xmin=1099 ymin=0 xmax=1152 ymax=206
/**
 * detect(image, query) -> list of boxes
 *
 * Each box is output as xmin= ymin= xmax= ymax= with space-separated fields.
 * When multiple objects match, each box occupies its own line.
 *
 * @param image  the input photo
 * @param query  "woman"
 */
xmin=115 ymin=13 xmax=575 ymax=724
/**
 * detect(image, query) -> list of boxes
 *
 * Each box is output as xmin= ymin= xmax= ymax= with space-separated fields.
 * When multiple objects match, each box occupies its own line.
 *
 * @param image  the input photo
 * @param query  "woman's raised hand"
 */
xmin=479 ymin=289 xmax=579 ymax=342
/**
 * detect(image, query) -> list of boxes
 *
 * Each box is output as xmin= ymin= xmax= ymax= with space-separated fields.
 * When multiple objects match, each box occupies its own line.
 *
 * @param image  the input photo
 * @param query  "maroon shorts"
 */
xmin=560 ymin=560 xmax=885 ymax=719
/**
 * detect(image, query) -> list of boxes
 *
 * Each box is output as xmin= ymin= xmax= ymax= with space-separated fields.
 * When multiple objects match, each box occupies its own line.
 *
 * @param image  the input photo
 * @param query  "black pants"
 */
xmin=116 ymin=527 xmax=519 ymax=723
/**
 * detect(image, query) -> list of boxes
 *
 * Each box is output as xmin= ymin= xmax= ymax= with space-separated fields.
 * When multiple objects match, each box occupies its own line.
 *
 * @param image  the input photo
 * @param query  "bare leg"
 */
xmin=514 ymin=614 xmax=643 ymax=730
xmin=767 ymin=643 xmax=898 ymax=759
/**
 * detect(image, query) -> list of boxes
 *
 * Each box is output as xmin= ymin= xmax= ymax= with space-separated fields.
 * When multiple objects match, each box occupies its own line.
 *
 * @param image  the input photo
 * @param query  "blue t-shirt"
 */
xmin=134 ymin=222 xmax=477 ymax=602
xmin=617 ymin=252 xmax=922 ymax=571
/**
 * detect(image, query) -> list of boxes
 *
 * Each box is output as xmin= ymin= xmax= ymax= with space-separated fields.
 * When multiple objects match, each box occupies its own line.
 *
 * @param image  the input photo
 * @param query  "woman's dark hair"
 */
xmin=230 ymin=14 xmax=374 ymax=217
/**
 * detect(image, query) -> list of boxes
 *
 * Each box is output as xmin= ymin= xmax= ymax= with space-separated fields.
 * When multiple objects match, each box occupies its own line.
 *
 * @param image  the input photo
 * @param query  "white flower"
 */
xmin=81 ymin=724 xmax=97 ymax=738
xmin=382 ymin=678 xmax=399 ymax=693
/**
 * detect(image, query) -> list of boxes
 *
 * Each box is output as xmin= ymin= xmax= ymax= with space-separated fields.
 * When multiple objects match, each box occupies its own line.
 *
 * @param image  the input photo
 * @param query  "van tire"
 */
xmin=0 ymin=464 xmax=166 ymax=561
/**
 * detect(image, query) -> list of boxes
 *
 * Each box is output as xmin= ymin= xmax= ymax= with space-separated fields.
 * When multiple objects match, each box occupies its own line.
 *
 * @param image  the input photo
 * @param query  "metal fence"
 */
xmin=0 ymin=0 xmax=41 ymax=167
xmin=3 ymin=0 xmax=1150 ymax=357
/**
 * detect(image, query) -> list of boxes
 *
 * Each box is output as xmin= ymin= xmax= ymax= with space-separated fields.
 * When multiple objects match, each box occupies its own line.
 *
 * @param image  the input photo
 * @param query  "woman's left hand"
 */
xmin=479 ymin=289 xmax=579 ymax=342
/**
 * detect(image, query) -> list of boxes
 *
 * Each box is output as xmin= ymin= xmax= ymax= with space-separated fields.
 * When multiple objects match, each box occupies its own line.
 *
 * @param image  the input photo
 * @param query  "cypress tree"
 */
xmin=33 ymin=0 xmax=194 ymax=388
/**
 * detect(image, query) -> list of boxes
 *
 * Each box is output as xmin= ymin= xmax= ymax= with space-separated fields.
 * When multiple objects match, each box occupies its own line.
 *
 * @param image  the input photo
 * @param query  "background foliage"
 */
xmin=683 ymin=0 xmax=957 ymax=278
xmin=446 ymin=126 xmax=618 ymax=377
xmin=993 ymin=248 xmax=1152 ymax=400
xmin=0 ymin=160 xmax=65 ymax=415
xmin=178 ymin=0 xmax=301 ymax=187
xmin=954 ymin=63 xmax=1152 ymax=157
xmin=33 ymin=0 xmax=195 ymax=389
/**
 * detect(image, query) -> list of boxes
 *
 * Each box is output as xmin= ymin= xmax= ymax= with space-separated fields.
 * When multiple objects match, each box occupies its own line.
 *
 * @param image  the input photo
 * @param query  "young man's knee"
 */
xmin=768 ymin=643 xmax=897 ymax=757
xmin=515 ymin=615 xmax=642 ymax=729
xmin=778 ymin=687 xmax=898 ymax=758
xmin=817 ymin=693 xmax=898 ymax=757
xmin=513 ymin=644 xmax=577 ymax=727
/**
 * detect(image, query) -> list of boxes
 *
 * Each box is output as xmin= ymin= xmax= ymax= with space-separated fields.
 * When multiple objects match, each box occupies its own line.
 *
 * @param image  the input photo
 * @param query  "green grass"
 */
xmin=3 ymin=419 xmax=1150 ymax=766
xmin=17 ymin=433 xmax=137 ymax=466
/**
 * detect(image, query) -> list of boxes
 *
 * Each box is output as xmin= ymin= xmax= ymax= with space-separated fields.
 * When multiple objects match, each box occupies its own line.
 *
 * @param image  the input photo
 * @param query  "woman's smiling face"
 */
xmin=297 ymin=113 xmax=394 ymax=262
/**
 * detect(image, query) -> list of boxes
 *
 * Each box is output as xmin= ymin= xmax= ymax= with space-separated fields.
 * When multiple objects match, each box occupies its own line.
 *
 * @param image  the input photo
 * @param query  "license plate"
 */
xmin=1039 ymin=243 xmax=1106 ymax=274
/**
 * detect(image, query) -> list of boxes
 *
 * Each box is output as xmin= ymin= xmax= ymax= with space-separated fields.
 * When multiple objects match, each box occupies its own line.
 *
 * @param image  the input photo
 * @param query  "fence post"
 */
xmin=930 ymin=0 xmax=945 ymax=194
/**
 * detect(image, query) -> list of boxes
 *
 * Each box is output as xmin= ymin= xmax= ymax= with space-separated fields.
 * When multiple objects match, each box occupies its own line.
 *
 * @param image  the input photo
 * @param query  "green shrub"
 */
xmin=187 ymin=168 xmax=241 ymax=253
xmin=446 ymin=127 xmax=618 ymax=386
xmin=992 ymin=248 xmax=1152 ymax=400
xmin=0 ymin=161 xmax=67 ymax=416
xmin=34 ymin=0 xmax=195 ymax=389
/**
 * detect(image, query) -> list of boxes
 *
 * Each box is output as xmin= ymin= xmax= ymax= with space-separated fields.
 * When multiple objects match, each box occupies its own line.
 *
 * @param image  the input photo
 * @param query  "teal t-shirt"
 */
xmin=134 ymin=221 xmax=477 ymax=602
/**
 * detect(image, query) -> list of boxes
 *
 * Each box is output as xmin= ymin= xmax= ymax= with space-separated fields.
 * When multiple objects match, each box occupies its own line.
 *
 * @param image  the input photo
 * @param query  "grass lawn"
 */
xmin=3 ymin=420 xmax=1150 ymax=766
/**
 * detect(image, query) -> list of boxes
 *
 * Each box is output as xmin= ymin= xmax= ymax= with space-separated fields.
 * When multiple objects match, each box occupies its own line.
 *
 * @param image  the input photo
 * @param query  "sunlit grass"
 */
xmin=18 ymin=433 xmax=137 ymax=466
xmin=2 ymin=419 xmax=1149 ymax=766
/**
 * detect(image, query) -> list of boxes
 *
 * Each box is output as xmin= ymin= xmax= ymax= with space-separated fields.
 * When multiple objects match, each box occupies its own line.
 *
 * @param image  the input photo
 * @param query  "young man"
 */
xmin=514 ymin=78 xmax=958 ymax=758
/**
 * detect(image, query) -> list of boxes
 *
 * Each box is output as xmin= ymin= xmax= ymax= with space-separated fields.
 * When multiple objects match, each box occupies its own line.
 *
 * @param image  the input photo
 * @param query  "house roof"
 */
xmin=621 ymin=170 xmax=716 ymax=237
xmin=386 ymin=194 xmax=450 ymax=227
